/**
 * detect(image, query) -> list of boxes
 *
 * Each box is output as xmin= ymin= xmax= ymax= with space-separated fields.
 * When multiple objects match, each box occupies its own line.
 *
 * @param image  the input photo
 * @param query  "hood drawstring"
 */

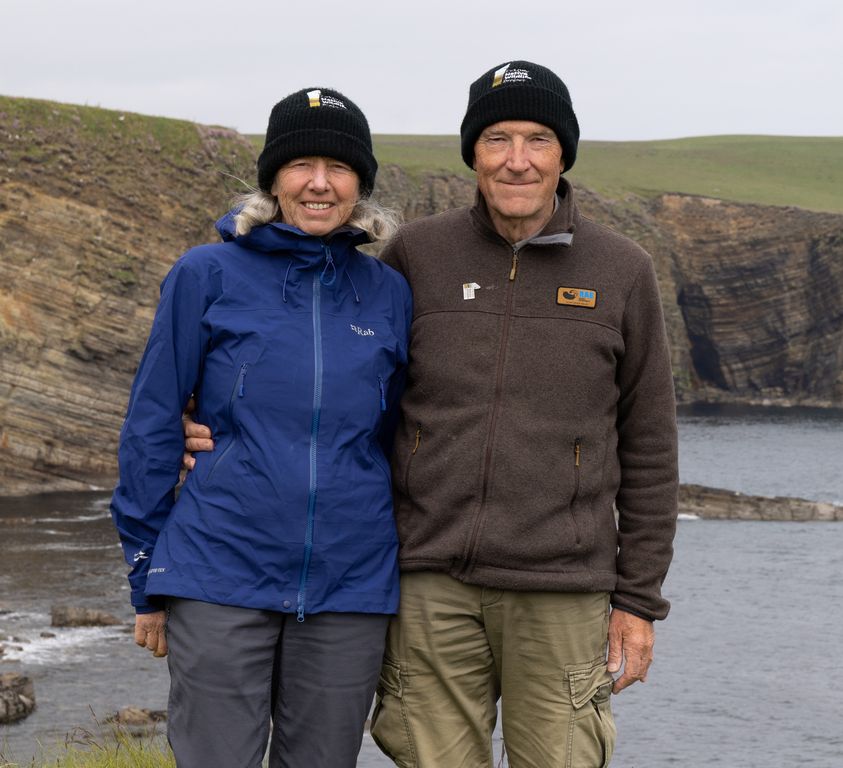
xmin=282 ymin=260 xmax=294 ymax=303
xmin=345 ymin=270 xmax=361 ymax=303
xmin=281 ymin=244 xmax=361 ymax=302
xmin=320 ymin=246 xmax=337 ymax=287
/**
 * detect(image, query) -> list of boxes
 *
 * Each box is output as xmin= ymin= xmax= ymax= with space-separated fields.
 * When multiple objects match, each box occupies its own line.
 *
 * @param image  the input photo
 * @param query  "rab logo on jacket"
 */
xmin=557 ymin=287 xmax=597 ymax=308
xmin=350 ymin=324 xmax=375 ymax=336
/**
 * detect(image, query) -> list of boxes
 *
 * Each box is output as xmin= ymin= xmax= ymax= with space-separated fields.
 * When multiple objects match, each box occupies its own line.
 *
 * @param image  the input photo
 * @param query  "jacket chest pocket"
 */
xmin=199 ymin=362 xmax=249 ymax=487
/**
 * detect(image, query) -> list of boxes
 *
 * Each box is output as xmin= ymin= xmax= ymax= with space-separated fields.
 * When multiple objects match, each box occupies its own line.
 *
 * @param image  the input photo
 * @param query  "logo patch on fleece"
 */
xmin=556 ymin=287 xmax=597 ymax=308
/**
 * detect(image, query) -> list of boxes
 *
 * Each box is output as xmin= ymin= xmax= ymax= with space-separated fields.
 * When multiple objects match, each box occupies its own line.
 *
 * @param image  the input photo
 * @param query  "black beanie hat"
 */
xmin=257 ymin=88 xmax=378 ymax=197
xmin=460 ymin=61 xmax=579 ymax=174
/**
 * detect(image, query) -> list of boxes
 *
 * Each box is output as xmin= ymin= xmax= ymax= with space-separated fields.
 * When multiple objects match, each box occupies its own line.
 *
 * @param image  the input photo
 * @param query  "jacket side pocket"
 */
xmin=402 ymin=423 xmax=422 ymax=497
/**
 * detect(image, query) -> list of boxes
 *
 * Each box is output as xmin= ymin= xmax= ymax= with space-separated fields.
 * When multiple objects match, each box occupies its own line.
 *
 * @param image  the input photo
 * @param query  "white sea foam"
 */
xmin=678 ymin=513 xmax=701 ymax=521
xmin=0 ymin=626 xmax=126 ymax=664
xmin=11 ymin=542 xmax=120 ymax=552
xmin=39 ymin=513 xmax=110 ymax=523
xmin=0 ymin=609 xmax=50 ymax=624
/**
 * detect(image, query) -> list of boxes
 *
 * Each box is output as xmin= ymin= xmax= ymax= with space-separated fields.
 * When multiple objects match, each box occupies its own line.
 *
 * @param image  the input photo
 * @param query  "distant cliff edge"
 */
xmin=1 ymin=97 xmax=842 ymax=495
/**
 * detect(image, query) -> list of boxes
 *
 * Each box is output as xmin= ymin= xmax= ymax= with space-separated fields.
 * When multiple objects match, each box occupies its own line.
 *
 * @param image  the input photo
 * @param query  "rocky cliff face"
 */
xmin=0 ymin=99 xmax=256 ymax=494
xmin=650 ymin=194 xmax=843 ymax=404
xmin=1 ymin=99 xmax=841 ymax=495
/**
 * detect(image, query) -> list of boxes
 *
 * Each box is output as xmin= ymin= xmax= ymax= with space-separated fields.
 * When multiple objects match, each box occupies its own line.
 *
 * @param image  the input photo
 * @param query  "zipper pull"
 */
xmin=509 ymin=249 xmax=519 ymax=281
xmin=238 ymin=364 xmax=248 ymax=397
xmin=412 ymin=424 xmax=422 ymax=455
xmin=378 ymin=376 xmax=387 ymax=412
xmin=574 ymin=438 xmax=581 ymax=467
xmin=320 ymin=244 xmax=336 ymax=286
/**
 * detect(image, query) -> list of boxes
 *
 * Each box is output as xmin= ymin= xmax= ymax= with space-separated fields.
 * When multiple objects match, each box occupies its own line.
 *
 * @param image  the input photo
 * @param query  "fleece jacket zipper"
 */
xmin=460 ymin=242 xmax=521 ymax=574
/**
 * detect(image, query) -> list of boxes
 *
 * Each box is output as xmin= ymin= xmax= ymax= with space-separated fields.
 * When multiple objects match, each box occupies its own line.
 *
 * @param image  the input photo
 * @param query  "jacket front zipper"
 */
xmin=460 ymin=243 xmax=521 ymax=573
xmin=377 ymin=375 xmax=387 ymax=412
xmin=297 ymin=270 xmax=324 ymax=621
xmin=206 ymin=363 xmax=248 ymax=482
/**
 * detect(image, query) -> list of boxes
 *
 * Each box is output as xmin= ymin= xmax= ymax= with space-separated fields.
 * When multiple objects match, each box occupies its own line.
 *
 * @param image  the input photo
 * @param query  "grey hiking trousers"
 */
xmin=165 ymin=598 xmax=389 ymax=768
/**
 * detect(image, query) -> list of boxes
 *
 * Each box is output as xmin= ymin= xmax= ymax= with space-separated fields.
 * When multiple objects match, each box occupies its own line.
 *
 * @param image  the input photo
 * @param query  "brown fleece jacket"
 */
xmin=382 ymin=179 xmax=678 ymax=621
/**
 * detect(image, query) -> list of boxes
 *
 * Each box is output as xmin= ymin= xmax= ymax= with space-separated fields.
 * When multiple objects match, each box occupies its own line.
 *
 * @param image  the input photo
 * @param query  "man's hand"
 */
xmin=182 ymin=397 xmax=214 ymax=471
xmin=134 ymin=611 xmax=168 ymax=658
xmin=607 ymin=607 xmax=654 ymax=694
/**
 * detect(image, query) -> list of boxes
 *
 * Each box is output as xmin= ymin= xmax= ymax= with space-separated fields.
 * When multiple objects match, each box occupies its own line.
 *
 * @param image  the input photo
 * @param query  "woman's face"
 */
xmin=272 ymin=156 xmax=360 ymax=237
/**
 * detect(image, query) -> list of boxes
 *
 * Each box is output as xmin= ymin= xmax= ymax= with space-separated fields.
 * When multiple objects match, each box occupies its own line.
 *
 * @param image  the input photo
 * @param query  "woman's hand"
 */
xmin=182 ymin=397 xmax=214 ymax=471
xmin=134 ymin=611 xmax=168 ymax=658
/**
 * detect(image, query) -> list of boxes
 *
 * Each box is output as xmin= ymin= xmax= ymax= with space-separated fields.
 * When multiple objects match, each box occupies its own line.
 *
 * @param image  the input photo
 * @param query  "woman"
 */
xmin=110 ymin=87 xmax=412 ymax=768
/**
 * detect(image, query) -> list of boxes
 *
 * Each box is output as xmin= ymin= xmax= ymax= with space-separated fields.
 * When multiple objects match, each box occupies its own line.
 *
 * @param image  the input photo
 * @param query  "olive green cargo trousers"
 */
xmin=370 ymin=572 xmax=615 ymax=767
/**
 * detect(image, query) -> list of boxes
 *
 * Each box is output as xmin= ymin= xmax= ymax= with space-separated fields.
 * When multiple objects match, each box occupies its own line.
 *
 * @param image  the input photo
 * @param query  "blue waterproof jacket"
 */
xmin=110 ymin=213 xmax=412 ymax=619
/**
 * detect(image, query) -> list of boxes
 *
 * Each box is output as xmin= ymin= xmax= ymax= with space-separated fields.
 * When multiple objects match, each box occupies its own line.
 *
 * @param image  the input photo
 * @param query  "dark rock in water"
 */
xmin=51 ymin=605 xmax=124 ymax=627
xmin=106 ymin=706 xmax=167 ymax=736
xmin=40 ymin=631 xmax=56 ymax=639
xmin=679 ymin=484 xmax=843 ymax=521
xmin=0 ymin=672 xmax=36 ymax=723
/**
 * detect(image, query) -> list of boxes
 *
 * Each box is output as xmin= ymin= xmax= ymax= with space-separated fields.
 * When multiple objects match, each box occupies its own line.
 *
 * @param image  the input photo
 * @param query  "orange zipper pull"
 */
xmin=509 ymin=251 xmax=519 ymax=281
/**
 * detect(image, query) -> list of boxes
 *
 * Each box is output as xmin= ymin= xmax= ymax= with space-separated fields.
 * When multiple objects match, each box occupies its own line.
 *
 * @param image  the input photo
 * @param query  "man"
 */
xmin=186 ymin=61 xmax=678 ymax=767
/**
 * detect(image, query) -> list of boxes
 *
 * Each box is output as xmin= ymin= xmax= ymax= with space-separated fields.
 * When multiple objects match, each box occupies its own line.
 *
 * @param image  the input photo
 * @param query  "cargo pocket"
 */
xmin=564 ymin=658 xmax=616 ymax=768
xmin=370 ymin=658 xmax=417 ymax=768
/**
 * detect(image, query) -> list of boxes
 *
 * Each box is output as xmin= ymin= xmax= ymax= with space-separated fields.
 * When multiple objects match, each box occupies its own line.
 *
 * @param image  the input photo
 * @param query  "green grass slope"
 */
xmin=30 ymin=103 xmax=839 ymax=215
xmin=570 ymin=135 xmax=843 ymax=213
xmin=367 ymin=134 xmax=843 ymax=214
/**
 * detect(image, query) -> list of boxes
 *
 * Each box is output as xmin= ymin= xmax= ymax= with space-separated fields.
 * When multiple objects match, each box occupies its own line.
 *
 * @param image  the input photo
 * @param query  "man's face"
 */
xmin=473 ymin=120 xmax=564 ymax=238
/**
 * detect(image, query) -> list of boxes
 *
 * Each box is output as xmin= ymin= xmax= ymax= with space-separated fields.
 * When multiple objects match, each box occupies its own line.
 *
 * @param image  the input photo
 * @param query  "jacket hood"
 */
xmin=215 ymin=210 xmax=370 ymax=253
xmin=214 ymin=210 xmax=372 ymax=302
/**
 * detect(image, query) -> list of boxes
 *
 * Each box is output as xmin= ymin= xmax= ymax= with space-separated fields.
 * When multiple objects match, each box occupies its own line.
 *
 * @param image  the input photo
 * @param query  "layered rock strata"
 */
xmin=2 ymin=98 xmax=842 ymax=495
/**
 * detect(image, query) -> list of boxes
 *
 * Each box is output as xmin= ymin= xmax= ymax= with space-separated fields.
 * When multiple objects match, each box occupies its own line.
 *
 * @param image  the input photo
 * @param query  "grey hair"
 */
xmin=231 ymin=187 xmax=401 ymax=243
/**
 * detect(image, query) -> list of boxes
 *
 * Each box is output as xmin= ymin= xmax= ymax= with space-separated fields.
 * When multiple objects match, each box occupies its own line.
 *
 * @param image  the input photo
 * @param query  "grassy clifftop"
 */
xmin=348 ymin=133 xmax=843 ymax=214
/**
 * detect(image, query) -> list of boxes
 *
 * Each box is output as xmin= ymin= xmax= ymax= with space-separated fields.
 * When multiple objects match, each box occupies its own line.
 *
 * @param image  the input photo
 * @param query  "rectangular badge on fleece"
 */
xmin=557 ymin=287 xmax=597 ymax=308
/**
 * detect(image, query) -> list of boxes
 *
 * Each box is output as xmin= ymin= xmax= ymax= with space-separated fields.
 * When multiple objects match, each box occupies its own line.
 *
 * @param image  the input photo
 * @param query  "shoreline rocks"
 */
xmin=51 ymin=606 xmax=124 ymax=627
xmin=679 ymin=484 xmax=843 ymax=521
xmin=0 ymin=673 xmax=36 ymax=724
xmin=106 ymin=706 xmax=167 ymax=736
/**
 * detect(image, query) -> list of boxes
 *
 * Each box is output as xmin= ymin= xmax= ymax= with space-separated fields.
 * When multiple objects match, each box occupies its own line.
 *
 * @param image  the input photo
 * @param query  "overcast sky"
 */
xmin=2 ymin=0 xmax=840 ymax=141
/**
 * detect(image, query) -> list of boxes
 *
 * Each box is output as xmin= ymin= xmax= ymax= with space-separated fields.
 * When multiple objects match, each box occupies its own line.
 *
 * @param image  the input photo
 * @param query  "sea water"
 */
xmin=2 ymin=408 xmax=842 ymax=766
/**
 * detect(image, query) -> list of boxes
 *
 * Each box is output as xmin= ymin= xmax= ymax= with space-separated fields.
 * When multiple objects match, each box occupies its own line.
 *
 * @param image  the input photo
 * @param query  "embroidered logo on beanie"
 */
xmin=492 ymin=64 xmax=509 ymax=87
xmin=492 ymin=63 xmax=532 ymax=88
xmin=306 ymin=89 xmax=348 ymax=110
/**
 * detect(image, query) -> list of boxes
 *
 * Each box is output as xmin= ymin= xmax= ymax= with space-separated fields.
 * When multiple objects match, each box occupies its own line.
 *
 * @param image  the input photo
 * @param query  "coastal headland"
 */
xmin=1 ymin=96 xmax=842 ymax=496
